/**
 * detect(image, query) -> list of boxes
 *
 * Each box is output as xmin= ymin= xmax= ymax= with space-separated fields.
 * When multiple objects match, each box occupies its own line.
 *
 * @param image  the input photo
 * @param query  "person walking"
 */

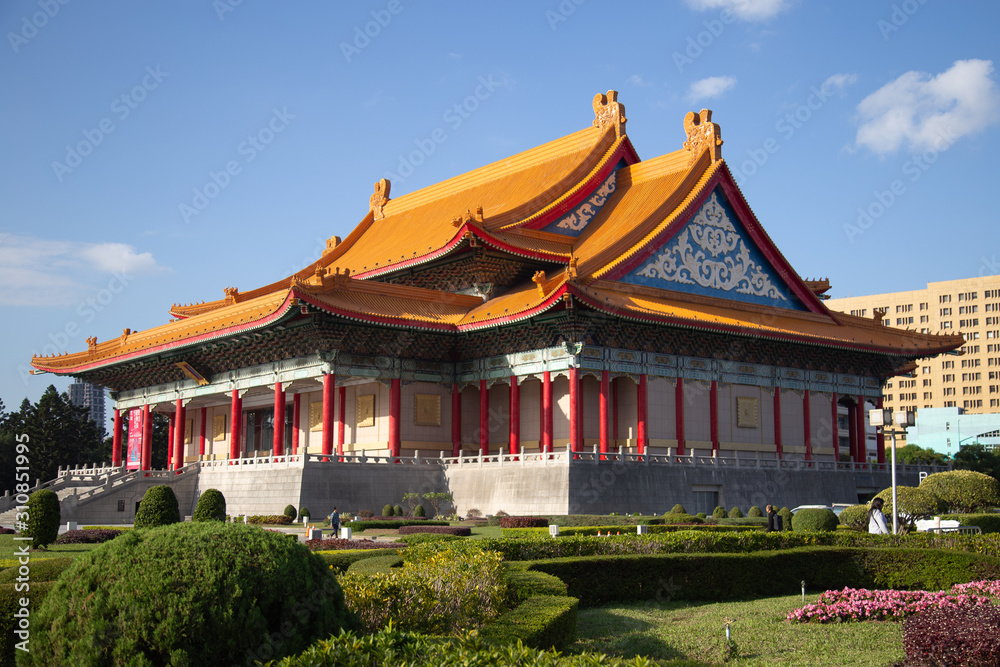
xmin=765 ymin=504 xmax=782 ymax=532
xmin=329 ymin=507 xmax=341 ymax=536
xmin=868 ymin=497 xmax=890 ymax=535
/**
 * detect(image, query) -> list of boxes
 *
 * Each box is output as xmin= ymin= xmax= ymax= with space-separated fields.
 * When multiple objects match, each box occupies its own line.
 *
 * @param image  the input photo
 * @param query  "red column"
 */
xmin=509 ymin=377 xmax=520 ymax=456
xmin=273 ymin=381 xmax=285 ymax=456
xmin=876 ymin=395 xmax=886 ymax=464
xmin=389 ymin=378 xmax=401 ymax=458
xmin=847 ymin=402 xmax=858 ymax=462
xmin=112 ymin=408 xmax=122 ymax=466
xmin=709 ymin=380 xmax=719 ymax=455
xmin=167 ymin=412 xmax=176 ymax=471
xmin=173 ymin=399 xmax=185 ymax=471
xmin=858 ymin=400 xmax=867 ymax=462
xmin=774 ymin=388 xmax=783 ymax=459
xmin=568 ymin=367 xmax=580 ymax=454
xmin=803 ymin=389 xmax=812 ymax=462
xmin=337 ymin=386 xmax=346 ymax=457
xmin=479 ymin=379 xmax=489 ymax=455
xmin=451 ymin=383 xmax=461 ymax=456
xmin=542 ymin=371 xmax=553 ymax=453
xmin=599 ymin=370 xmax=609 ymax=458
xmin=675 ymin=378 xmax=685 ymax=455
xmin=291 ymin=392 xmax=301 ymax=455
xmin=637 ymin=374 xmax=648 ymax=457
xmin=229 ymin=389 xmax=241 ymax=460
xmin=141 ymin=404 xmax=152 ymax=471
xmin=831 ymin=392 xmax=840 ymax=462
xmin=322 ymin=374 xmax=334 ymax=458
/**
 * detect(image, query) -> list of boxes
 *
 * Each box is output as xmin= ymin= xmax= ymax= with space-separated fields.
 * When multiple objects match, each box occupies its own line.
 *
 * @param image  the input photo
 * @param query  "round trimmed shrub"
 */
xmin=382 ymin=504 xmax=394 ymax=517
xmin=283 ymin=504 xmax=297 ymax=521
xmin=413 ymin=505 xmax=426 ymax=517
xmin=393 ymin=504 xmax=404 ymax=517
xmin=24 ymin=489 xmax=61 ymax=549
xmin=728 ymin=507 xmax=743 ymax=519
xmin=193 ymin=489 xmax=227 ymax=522
xmin=669 ymin=503 xmax=687 ymax=515
xmin=791 ymin=507 xmax=838 ymax=532
xmin=134 ymin=485 xmax=180 ymax=529
xmin=299 ymin=507 xmax=310 ymax=519
xmin=24 ymin=522 xmax=357 ymax=665
xmin=920 ymin=470 xmax=1000 ymax=513
xmin=696 ymin=512 xmax=707 ymax=520
xmin=712 ymin=506 xmax=726 ymax=519
xmin=747 ymin=506 xmax=763 ymax=518
xmin=838 ymin=504 xmax=870 ymax=531
xmin=779 ymin=507 xmax=793 ymax=531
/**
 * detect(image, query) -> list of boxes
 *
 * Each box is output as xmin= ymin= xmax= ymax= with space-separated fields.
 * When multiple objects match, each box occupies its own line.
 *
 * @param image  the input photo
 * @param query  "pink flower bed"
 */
xmin=787 ymin=586 xmax=992 ymax=623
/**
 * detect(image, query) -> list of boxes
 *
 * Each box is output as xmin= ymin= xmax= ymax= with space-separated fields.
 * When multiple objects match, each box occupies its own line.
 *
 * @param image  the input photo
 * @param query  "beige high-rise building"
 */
xmin=827 ymin=275 xmax=1000 ymax=444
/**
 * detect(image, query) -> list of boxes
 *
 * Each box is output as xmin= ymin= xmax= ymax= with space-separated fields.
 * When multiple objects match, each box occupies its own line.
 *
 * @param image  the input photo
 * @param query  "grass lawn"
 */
xmin=0 ymin=534 xmax=103 ymax=561
xmin=572 ymin=594 xmax=903 ymax=666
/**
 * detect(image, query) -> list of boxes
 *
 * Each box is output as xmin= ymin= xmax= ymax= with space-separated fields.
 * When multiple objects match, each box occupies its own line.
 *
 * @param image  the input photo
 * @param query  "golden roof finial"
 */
xmin=86 ymin=336 xmax=97 ymax=352
xmin=593 ymin=90 xmax=627 ymax=139
xmin=119 ymin=329 xmax=131 ymax=347
xmin=683 ymin=109 xmax=723 ymax=164
xmin=224 ymin=286 xmax=240 ymax=305
xmin=322 ymin=235 xmax=341 ymax=256
xmin=532 ymin=270 xmax=547 ymax=297
xmin=370 ymin=178 xmax=391 ymax=221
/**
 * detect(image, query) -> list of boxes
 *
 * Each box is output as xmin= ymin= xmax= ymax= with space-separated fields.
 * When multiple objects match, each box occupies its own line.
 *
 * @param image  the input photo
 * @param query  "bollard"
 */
xmin=340 ymin=526 xmax=352 ymax=540
xmin=549 ymin=524 xmax=559 ymax=537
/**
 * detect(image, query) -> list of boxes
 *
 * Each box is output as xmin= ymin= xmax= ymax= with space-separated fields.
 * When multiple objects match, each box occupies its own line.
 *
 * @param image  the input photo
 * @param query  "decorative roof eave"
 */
xmin=501 ymin=136 xmax=640 ymax=232
xmin=456 ymin=283 xmax=571 ymax=332
xmin=597 ymin=162 xmax=832 ymax=317
xmin=352 ymin=223 xmax=572 ymax=281
xmin=32 ymin=293 xmax=301 ymax=376
xmin=291 ymin=289 xmax=459 ymax=333
xmin=566 ymin=284 xmax=965 ymax=359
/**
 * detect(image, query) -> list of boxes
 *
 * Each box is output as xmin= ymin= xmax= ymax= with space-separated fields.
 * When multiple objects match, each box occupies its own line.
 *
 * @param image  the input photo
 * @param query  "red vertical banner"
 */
xmin=126 ymin=408 xmax=143 ymax=471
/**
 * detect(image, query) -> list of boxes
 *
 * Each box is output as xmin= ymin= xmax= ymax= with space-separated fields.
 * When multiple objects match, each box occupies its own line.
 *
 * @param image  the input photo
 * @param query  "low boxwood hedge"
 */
xmin=397 ymin=526 xmax=471 ymax=536
xmin=522 ymin=546 xmax=1000 ymax=607
xmin=315 ymin=548 xmax=403 ymax=574
xmin=346 ymin=554 xmax=404 ymax=574
xmin=497 ymin=517 xmax=549 ymax=528
xmin=954 ymin=513 xmax=1000 ymax=533
xmin=478 ymin=595 xmax=579 ymax=651
xmin=505 ymin=566 xmax=569 ymax=601
xmin=345 ymin=519 xmax=448 ymax=531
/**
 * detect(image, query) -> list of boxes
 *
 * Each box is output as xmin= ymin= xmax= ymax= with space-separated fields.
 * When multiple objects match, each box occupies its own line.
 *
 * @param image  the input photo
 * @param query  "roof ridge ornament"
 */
xmin=370 ymin=178 xmax=391 ymax=221
xmin=224 ymin=286 xmax=241 ymax=305
xmin=593 ymin=90 xmax=627 ymax=139
xmin=683 ymin=109 xmax=723 ymax=164
xmin=322 ymin=235 xmax=341 ymax=256
xmin=451 ymin=205 xmax=484 ymax=228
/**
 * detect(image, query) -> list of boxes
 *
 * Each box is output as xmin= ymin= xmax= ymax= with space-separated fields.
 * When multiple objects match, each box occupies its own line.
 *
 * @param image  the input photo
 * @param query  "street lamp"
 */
xmin=869 ymin=407 xmax=914 ymax=534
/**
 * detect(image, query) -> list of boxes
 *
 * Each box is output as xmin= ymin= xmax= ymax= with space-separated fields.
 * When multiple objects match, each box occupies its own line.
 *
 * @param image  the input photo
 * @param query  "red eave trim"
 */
xmin=457 ymin=285 xmax=569 ymax=331
xmin=567 ymin=284 xmax=958 ymax=357
xmin=31 ymin=296 xmax=299 ymax=375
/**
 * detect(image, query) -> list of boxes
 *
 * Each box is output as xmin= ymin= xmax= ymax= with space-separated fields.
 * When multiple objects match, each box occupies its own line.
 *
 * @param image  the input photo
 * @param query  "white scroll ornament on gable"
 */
xmin=555 ymin=171 xmax=616 ymax=232
xmin=636 ymin=192 xmax=786 ymax=300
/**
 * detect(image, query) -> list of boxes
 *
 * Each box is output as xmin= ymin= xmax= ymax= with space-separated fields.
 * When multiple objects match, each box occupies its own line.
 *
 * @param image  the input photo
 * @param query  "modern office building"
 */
xmin=68 ymin=379 xmax=107 ymax=430
xmin=828 ymin=276 xmax=1000 ymax=445
xmin=905 ymin=407 xmax=1000 ymax=456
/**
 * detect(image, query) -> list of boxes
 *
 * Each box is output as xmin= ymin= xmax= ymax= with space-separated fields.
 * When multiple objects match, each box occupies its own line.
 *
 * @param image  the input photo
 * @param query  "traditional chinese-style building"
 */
xmin=28 ymin=92 xmax=960 ymax=521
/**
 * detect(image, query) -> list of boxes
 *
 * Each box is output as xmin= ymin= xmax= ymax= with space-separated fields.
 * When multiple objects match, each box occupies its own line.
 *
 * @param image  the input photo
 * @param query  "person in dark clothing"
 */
xmin=766 ymin=504 xmax=782 ymax=532
xmin=329 ymin=507 xmax=341 ymax=534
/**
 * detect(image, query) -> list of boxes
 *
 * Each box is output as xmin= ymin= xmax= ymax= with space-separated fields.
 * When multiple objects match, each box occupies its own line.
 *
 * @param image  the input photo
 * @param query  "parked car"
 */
xmin=790 ymin=505 xmax=832 ymax=514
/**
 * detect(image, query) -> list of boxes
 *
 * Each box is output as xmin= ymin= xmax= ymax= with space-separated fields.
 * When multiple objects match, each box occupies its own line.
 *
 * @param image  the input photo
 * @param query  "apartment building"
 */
xmin=827 ymin=275 xmax=1000 ymax=445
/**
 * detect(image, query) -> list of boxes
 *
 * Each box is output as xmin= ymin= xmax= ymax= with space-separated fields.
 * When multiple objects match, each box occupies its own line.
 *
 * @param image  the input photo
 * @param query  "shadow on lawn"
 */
xmin=571 ymin=607 xmax=712 ymax=665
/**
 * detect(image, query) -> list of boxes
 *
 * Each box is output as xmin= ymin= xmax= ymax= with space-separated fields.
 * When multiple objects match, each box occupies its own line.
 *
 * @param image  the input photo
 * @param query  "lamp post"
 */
xmin=869 ymin=407 xmax=914 ymax=534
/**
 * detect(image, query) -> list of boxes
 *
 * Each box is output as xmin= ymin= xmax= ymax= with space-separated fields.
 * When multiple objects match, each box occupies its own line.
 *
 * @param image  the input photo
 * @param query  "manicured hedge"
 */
xmin=522 ymin=547 xmax=1000 ymax=607
xmin=497 ymin=517 xmax=549 ymax=528
xmin=315 ymin=548 xmax=404 ymax=574
xmin=345 ymin=519 xmax=447 ymax=531
xmin=305 ymin=537 xmax=401 ymax=551
xmin=394 ymin=533 xmax=465 ymax=546
xmin=54 ymin=528 xmax=124 ymax=544
xmin=346 ymin=554 xmax=404 ymax=574
xmin=543 ymin=524 xmax=756 ymax=537
xmin=0 ymin=557 xmax=74 ymax=584
xmin=955 ymin=513 xmax=1000 ymax=533
xmin=0 ymin=581 xmax=56 ymax=666
xmin=515 ymin=515 xmax=663 ymax=528
xmin=397 ymin=526 xmax=472 ymax=536
xmin=478 ymin=595 xmax=579 ymax=651
xmin=246 ymin=514 xmax=294 ymax=525
xmin=505 ymin=566 xmax=569 ymax=601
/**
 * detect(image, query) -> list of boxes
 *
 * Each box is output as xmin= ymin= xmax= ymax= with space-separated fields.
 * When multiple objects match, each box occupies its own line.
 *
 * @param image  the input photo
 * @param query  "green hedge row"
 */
xmin=345 ymin=519 xmax=448 ymax=531
xmin=0 ymin=582 xmax=57 ymax=667
xmin=345 ymin=554 xmax=404 ymax=574
xmin=505 ymin=565 xmax=569 ymax=602
xmin=522 ymin=546 xmax=1000 ymax=607
xmin=500 ymin=515 xmax=665 ymax=527
xmin=478 ymin=595 xmax=579 ymax=651
xmin=955 ymin=514 xmax=1000 ymax=533
xmin=315 ymin=548 xmax=402 ymax=573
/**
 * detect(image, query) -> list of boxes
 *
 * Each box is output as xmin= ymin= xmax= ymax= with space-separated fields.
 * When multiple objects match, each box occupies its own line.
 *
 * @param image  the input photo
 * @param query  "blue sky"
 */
xmin=3 ymin=0 xmax=999 ymax=427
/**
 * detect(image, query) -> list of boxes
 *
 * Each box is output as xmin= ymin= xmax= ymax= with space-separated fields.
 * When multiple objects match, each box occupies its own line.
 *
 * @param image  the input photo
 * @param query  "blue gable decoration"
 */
xmin=541 ymin=162 xmax=624 ymax=237
xmin=621 ymin=187 xmax=806 ymax=310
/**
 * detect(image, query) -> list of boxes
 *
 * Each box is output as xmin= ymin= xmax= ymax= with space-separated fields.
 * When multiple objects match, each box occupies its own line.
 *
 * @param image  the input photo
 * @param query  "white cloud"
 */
xmin=820 ymin=73 xmax=858 ymax=96
xmin=685 ymin=0 xmax=793 ymax=21
xmin=855 ymin=59 xmax=1000 ymax=156
xmin=686 ymin=76 xmax=737 ymax=102
xmin=627 ymin=74 xmax=651 ymax=87
xmin=0 ymin=234 xmax=166 ymax=306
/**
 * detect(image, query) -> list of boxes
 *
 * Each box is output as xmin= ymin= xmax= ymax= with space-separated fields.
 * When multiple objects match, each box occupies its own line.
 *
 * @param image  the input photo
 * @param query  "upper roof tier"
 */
xmin=32 ymin=93 xmax=965 ymax=377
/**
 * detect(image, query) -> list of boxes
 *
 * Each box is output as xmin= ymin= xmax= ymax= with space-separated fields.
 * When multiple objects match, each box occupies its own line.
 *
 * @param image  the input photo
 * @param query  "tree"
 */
xmin=953 ymin=444 xmax=1000 ymax=481
xmin=402 ymin=492 xmax=422 ymax=515
xmin=875 ymin=486 xmax=947 ymax=531
xmin=422 ymin=492 xmax=454 ymax=518
xmin=895 ymin=444 xmax=949 ymax=466
xmin=920 ymin=470 xmax=1000 ymax=513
